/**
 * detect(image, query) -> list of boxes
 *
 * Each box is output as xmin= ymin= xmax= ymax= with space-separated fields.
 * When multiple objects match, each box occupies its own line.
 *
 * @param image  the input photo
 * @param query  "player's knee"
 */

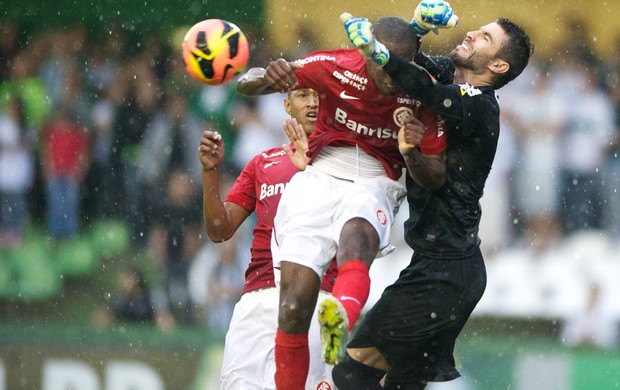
xmin=332 ymin=353 xmax=385 ymax=390
xmin=339 ymin=218 xmax=380 ymax=261
xmin=278 ymin=295 xmax=315 ymax=332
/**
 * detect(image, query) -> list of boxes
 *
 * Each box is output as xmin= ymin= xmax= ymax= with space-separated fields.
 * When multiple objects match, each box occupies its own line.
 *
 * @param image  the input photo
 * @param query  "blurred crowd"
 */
xmin=0 ymin=21 xmax=291 ymax=332
xmin=480 ymin=21 xmax=620 ymax=255
xmin=0 ymin=18 xmax=619 ymax=345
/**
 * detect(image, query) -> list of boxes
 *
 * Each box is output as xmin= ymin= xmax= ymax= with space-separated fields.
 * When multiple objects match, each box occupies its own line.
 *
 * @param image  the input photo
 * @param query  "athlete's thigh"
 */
xmin=334 ymin=176 xmax=406 ymax=256
xmin=274 ymin=167 xmax=343 ymax=275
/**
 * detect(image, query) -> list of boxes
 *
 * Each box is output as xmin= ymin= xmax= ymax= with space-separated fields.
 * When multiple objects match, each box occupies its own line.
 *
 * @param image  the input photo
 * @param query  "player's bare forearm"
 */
xmin=238 ymin=59 xmax=303 ymax=94
xmin=237 ymin=67 xmax=277 ymax=95
xmin=403 ymin=150 xmax=446 ymax=191
xmin=202 ymin=169 xmax=235 ymax=242
xmin=199 ymin=131 xmax=234 ymax=241
xmin=398 ymin=115 xmax=444 ymax=190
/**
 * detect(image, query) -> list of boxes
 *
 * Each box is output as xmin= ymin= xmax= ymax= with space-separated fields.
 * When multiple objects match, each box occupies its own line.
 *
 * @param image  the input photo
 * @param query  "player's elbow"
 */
xmin=236 ymin=80 xmax=254 ymax=96
xmin=207 ymin=234 xmax=226 ymax=243
xmin=424 ymin=162 xmax=447 ymax=191
xmin=236 ymin=67 xmax=269 ymax=96
xmin=422 ymin=174 xmax=446 ymax=192
xmin=205 ymin=227 xmax=234 ymax=243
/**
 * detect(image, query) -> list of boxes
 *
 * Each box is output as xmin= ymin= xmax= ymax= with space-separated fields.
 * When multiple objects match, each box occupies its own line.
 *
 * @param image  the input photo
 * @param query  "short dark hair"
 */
xmin=493 ymin=18 xmax=534 ymax=89
xmin=373 ymin=16 xmax=419 ymax=61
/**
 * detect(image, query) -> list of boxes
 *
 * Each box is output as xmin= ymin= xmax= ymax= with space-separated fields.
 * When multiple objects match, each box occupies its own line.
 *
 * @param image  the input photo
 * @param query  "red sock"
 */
xmin=332 ymin=259 xmax=371 ymax=331
xmin=274 ymin=330 xmax=309 ymax=390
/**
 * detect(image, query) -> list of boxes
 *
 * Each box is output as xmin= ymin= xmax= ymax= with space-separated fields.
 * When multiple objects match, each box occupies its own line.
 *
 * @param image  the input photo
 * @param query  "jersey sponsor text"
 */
xmin=259 ymin=182 xmax=286 ymax=200
xmin=297 ymin=54 xmax=336 ymax=65
xmin=332 ymin=70 xmax=367 ymax=91
xmin=335 ymin=108 xmax=397 ymax=139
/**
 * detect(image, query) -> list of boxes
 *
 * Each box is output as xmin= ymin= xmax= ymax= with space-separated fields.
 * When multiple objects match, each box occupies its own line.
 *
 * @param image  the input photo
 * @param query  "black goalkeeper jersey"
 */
xmin=384 ymin=55 xmax=500 ymax=258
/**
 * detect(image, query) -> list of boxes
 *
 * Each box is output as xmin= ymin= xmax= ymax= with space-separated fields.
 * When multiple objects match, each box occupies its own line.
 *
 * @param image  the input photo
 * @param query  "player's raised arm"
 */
xmin=199 ymin=130 xmax=250 ymax=242
xmin=341 ymin=10 xmax=462 ymax=118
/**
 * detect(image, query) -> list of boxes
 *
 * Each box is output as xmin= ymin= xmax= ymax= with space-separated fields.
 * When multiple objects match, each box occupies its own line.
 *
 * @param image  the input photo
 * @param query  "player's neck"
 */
xmin=454 ymin=67 xmax=493 ymax=88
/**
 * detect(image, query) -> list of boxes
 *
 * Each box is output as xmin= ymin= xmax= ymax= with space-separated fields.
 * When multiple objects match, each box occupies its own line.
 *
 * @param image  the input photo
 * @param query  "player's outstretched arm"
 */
xmin=411 ymin=0 xmax=458 ymax=37
xmin=237 ymin=60 xmax=304 ymax=95
xmin=237 ymin=67 xmax=274 ymax=95
xmin=340 ymin=13 xmax=390 ymax=67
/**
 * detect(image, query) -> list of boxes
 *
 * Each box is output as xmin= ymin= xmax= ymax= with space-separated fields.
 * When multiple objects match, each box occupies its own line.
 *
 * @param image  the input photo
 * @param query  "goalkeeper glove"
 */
xmin=340 ymin=13 xmax=390 ymax=67
xmin=412 ymin=0 xmax=458 ymax=37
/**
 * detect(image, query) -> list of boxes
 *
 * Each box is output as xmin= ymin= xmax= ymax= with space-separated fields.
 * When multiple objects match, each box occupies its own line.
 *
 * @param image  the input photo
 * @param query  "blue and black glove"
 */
xmin=412 ymin=0 xmax=458 ymax=37
xmin=340 ymin=13 xmax=390 ymax=67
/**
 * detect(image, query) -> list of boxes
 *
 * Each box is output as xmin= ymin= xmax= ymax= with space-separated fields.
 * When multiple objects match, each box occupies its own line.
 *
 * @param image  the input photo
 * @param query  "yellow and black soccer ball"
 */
xmin=182 ymin=19 xmax=249 ymax=85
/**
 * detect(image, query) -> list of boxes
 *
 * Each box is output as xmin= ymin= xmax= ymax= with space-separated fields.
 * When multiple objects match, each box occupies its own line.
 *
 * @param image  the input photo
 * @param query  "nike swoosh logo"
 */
xmin=437 ymin=130 xmax=444 ymax=137
xmin=339 ymin=295 xmax=361 ymax=305
xmin=340 ymin=91 xmax=361 ymax=100
xmin=264 ymin=161 xmax=281 ymax=169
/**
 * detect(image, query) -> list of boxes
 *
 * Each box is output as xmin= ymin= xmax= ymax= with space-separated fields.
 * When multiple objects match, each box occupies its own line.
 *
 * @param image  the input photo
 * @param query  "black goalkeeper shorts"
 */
xmin=348 ymin=248 xmax=487 ymax=385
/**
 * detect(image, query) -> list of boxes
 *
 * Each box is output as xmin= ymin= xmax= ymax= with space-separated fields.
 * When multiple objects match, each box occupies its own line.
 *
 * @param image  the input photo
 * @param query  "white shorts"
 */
xmin=273 ymin=165 xmax=406 ymax=277
xmin=220 ymin=287 xmax=334 ymax=390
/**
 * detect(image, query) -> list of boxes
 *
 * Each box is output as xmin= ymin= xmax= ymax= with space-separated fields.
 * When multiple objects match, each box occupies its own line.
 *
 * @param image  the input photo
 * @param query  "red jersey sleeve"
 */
xmin=417 ymin=106 xmax=447 ymax=156
xmin=226 ymin=154 xmax=258 ymax=212
xmin=293 ymin=51 xmax=342 ymax=94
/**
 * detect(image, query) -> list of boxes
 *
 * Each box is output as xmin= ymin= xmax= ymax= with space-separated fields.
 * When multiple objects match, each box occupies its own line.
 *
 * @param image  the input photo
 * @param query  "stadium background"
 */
xmin=0 ymin=0 xmax=619 ymax=389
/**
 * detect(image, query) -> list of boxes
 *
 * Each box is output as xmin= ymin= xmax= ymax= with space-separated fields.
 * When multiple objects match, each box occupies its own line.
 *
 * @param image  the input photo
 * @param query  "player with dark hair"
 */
xmin=333 ymin=2 xmax=535 ymax=389
xmin=199 ymin=88 xmax=338 ymax=389
xmin=237 ymin=16 xmax=447 ymax=389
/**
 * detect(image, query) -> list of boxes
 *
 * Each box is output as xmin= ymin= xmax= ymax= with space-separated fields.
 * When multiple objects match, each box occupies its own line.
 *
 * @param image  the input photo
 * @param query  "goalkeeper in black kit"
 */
xmin=333 ymin=1 xmax=534 ymax=389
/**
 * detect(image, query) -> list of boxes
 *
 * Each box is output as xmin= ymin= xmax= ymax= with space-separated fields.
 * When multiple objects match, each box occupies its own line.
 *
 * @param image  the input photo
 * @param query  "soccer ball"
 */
xmin=182 ymin=19 xmax=250 ymax=86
